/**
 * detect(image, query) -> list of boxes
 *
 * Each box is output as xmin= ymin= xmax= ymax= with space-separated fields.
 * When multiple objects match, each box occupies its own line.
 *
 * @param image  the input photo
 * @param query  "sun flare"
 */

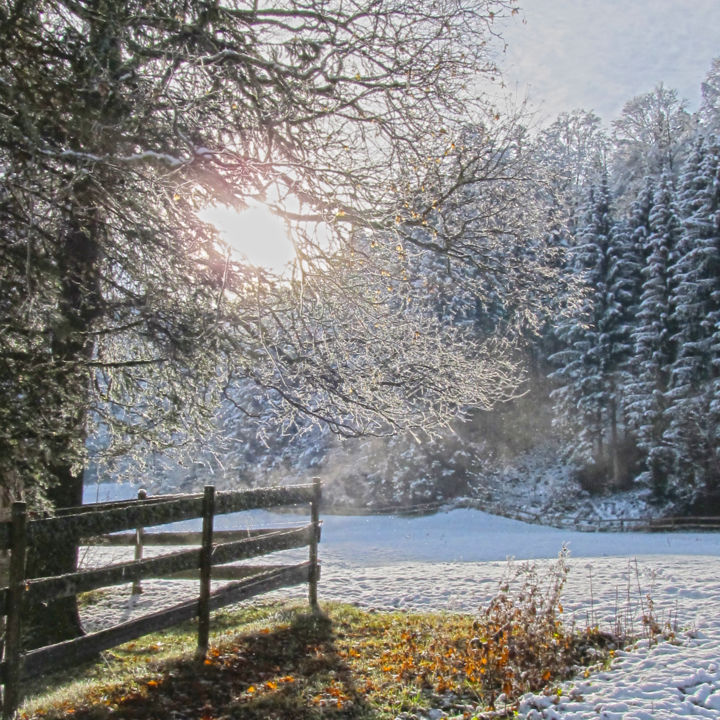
xmin=200 ymin=204 xmax=295 ymax=274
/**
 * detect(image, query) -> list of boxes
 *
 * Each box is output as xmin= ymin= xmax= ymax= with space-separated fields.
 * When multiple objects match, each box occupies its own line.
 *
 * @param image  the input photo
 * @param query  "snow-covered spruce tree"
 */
xmin=1 ymin=0 xmax=549 ymax=645
xmin=664 ymin=135 xmax=720 ymax=506
xmin=549 ymin=175 xmax=638 ymax=490
xmin=623 ymin=177 xmax=656 ymax=301
xmin=514 ymin=110 xmax=609 ymax=387
xmin=625 ymin=172 xmax=682 ymax=499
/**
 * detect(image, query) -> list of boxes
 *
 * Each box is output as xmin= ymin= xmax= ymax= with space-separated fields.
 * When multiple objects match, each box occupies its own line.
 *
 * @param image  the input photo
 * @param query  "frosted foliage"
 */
xmin=536 ymin=109 xmax=609 ymax=222
xmin=0 ymin=0 xmax=560 ymax=504
xmin=624 ymin=174 xmax=680 ymax=495
xmin=549 ymin=178 xmax=636 ymax=484
xmin=699 ymin=57 xmax=720 ymax=131
xmin=664 ymin=136 xmax=720 ymax=499
xmin=611 ymin=84 xmax=692 ymax=207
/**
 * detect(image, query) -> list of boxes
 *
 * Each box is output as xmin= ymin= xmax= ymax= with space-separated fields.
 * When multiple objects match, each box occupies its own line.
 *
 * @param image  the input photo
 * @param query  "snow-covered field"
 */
xmin=79 ymin=488 xmax=720 ymax=719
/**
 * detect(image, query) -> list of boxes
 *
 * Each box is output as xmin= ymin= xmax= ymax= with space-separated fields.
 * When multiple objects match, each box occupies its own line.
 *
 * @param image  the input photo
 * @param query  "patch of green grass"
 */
xmin=20 ymin=551 xmax=629 ymax=720
xmin=19 ymin=597 xmax=618 ymax=720
xmin=20 ymin=602 xmax=285 ymax=712
xmin=76 ymin=589 xmax=114 ymax=608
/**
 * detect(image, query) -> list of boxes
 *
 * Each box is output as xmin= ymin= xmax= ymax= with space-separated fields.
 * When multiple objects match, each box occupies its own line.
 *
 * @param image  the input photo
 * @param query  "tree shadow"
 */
xmin=37 ymin=609 xmax=379 ymax=719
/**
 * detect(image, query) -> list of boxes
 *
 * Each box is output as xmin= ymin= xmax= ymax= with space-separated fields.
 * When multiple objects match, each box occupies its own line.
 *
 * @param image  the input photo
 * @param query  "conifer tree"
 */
xmin=665 ymin=135 xmax=720 ymax=503
xmin=550 ymin=175 xmax=636 ymax=486
xmin=625 ymin=173 xmax=681 ymax=497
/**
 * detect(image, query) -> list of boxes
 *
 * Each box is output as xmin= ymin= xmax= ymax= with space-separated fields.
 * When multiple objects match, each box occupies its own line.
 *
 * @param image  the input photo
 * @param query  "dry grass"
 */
xmin=19 ymin=552 xmax=625 ymax=720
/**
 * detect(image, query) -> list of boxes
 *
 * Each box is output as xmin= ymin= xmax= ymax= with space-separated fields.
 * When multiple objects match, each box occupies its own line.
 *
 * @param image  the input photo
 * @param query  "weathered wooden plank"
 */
xmin=651 ymin=515 xmax=720 ymax=523
xmin=211 ymin=525 xmax=314 ymax=566
xmin=0 ymin=496 xmax=190 ymax=549
xmin=56 ymin=483 xmax=314 ymax=519
xmin=648 ymin=522 xmax=720 ymax=532
xmin=196 ymin=486 xmax=215 ymax=658
xmin=3 ymin=503 xmax=27 ymax=719
xmin=12 ymin=596 xmax=200 ymax=681
xmin=309 ymin=478 xmax=321 ymax=612
xmin=163 ymin=564 xmax=295 ymax=581
xmin=23 ymin=484 xmax=315 ymax=546
xmin=26 ymin=497 xmax=206 ymax=545
xmin=205 ymin=561 xmax=314 ymax=613
xmin=6 ymin=563 xmax=313 ymax=682
xmin=214 ymin=484 xmax=315 ymax=515
xmin=55 ymin=493 xmax=196 ymax=516
xmin=20 ymin=547 xmax=202 ymax=607
xmin=131 ymin=489 xmax=147 ymax=595
xmin=12 ymin=525 xmax=314 ymax=608
xmin=89 ymin=528 xmax=290 ymax=546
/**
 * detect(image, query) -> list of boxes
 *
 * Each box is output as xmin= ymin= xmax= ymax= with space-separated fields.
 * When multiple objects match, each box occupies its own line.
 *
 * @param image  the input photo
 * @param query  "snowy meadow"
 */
xmin=80 ymin=485 xmax=720 ymax=719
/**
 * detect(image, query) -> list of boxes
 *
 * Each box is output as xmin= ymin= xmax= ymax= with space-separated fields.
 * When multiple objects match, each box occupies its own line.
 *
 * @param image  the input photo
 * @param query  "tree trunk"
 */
xmin=21 ymin=7 xmax=122 ymax=648
xmin=23 ymin=191 xmax=100 ymax=649
xmin=595 ymin=408 xmax=604 ymax=468
xmin=23 ymin=469 xmax=85 ymax=648
xmin=609 ymin=396 xmax=621 ymax=488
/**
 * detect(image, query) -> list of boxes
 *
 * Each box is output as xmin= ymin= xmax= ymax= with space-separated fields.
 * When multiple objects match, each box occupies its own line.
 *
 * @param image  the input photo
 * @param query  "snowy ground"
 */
xmin=76 ymin=500 xmax=720 ymax=720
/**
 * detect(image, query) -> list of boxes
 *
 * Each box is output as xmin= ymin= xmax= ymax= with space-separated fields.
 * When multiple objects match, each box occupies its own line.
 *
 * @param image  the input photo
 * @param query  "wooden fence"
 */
xmin=544 ymin=514 xmax=720 ymax=532
xmin=456 ymin=500 xmax=720 ymax=532
xmin=0 ymin=480 xmax=322 ymax=719
xmin=491 ymin=510 xmax=720 ymax=532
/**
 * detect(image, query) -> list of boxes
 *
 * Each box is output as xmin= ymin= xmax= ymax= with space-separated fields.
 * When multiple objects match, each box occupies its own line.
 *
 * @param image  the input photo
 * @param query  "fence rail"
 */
xmin=550 ymin=515 xmax=720 ymax=532
xmin=456 ymin=500 xmax=720 ymax=532
xmin=0 ymin=485 xmax=319 ymax=551
xmin=0 ymin=480 xmax=322 ymax=719
xmin=329 ymin=499 xmax=720 ymax=532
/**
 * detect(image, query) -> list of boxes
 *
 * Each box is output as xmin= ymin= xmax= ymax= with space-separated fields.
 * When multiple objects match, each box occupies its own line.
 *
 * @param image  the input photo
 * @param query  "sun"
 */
xmin=200 ymin=203 xmax=295 ymax=274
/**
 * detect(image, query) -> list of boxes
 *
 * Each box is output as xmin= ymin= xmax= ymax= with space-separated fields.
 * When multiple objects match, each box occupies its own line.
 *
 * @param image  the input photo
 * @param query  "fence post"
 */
xmin=131 ymin=489 xmax=147 ymax=595
xmin=3 ymin=502 xmax=27 ymax=720
xmin=196 ymin=485 xmax=215 ymax=659
xmin=308 ymin=478 xmax=321 ymax=614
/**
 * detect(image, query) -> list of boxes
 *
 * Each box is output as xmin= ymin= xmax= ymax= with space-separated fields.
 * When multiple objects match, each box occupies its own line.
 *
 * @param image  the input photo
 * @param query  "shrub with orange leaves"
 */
xmin=364 ymin=547 xmax=615 ymax=711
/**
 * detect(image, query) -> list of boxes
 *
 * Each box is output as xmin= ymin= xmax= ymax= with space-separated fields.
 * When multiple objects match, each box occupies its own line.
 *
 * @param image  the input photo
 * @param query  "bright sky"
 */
xmin=200 ymin=203 xmax=295 ymax=275
xmin=497 ymin=0 xmax=720 ymax=123
xmin=204 ymin=2 xmax=720 ymax=269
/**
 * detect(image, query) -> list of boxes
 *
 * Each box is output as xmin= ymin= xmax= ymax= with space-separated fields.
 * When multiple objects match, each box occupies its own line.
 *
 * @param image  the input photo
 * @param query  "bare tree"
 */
xmin=0 ymin=0 xmax=552 ymax=644
xmin=611 ymin=84 xmax=693 ymax=205
xmin=536 ymin=110 xmax=609 ymax=216
xmin=699 ymin=57 xmax=720 ymax=132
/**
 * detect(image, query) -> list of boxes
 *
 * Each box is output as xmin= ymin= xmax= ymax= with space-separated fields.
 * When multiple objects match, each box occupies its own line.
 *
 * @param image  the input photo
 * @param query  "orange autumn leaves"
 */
xmin=352 ymin=614 xmax=564 ymax=702
xmin=329 ymin=555 xmax=587 ymax=709
xmin=21 ymin=577 xmax=610 ymax=720
xmin=310 ymin=681 xmax=351 ymax=709
xmin=245 ymin=675 xmax=296 ymax=697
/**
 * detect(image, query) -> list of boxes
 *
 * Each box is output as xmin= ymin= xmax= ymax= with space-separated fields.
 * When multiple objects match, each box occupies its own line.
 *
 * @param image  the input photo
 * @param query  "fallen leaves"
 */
xmin=311 ymin=680 xmax=350 ymax=709
xmin=19 ymin=597 xmax=615 ymax=720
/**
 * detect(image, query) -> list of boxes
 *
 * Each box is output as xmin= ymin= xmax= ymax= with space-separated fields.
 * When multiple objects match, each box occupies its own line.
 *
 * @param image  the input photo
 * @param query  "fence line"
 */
xmin=0 ymin=479 xmax=322 ymax=719
xmin=453 ymin=499 xmax=720 ymax=532
xmin=541 ymin=514 xmax=720 ymax=532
